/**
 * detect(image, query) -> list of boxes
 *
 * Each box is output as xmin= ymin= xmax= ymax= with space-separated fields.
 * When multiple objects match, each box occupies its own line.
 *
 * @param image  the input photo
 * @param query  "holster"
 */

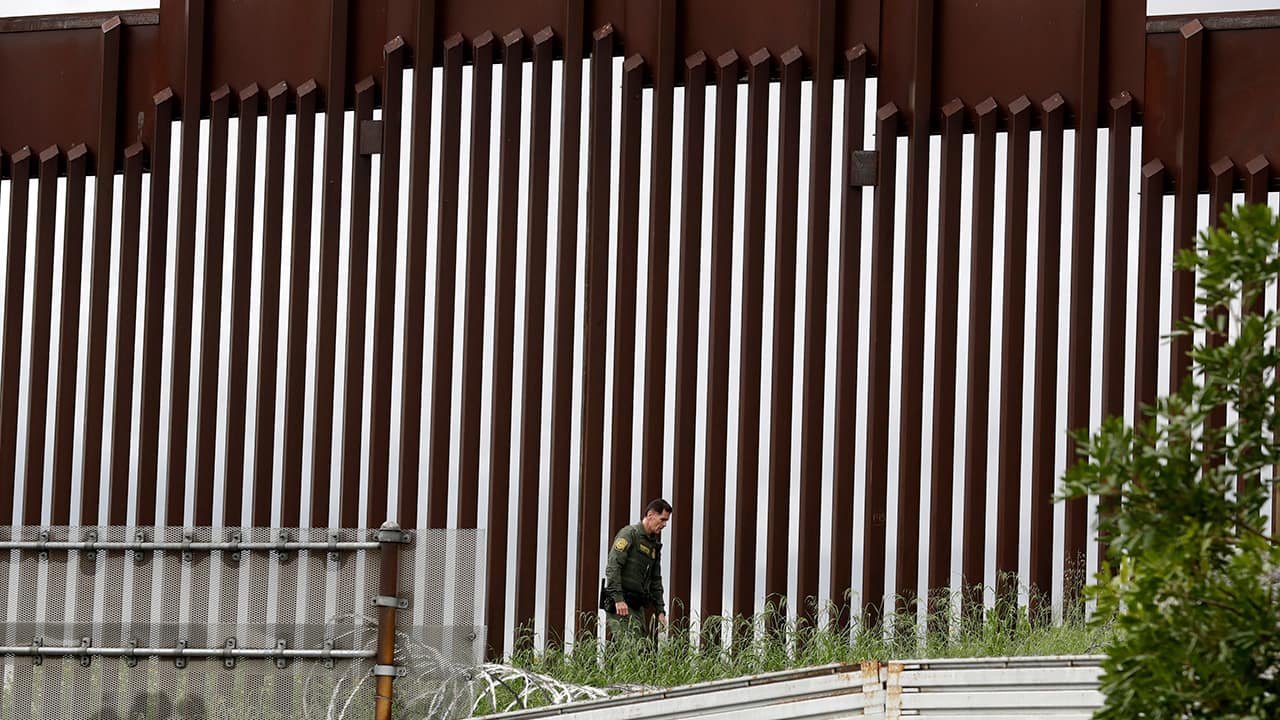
xmin=598 ymin=579 xmax=612 ymax=611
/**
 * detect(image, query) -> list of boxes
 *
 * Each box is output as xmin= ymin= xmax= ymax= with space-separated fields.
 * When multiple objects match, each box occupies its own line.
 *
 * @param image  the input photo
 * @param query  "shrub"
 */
xmin=1061 ymin=203 xmax=1280 ymax=719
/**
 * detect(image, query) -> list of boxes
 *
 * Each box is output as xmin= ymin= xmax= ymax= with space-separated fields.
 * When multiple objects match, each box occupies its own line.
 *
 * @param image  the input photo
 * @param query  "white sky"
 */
xmin=2 ymin=0 xmax=1280 ymax=18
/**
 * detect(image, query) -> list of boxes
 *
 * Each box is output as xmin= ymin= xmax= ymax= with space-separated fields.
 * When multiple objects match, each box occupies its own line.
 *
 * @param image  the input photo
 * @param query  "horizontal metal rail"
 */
xmin=474 ymin=663 xmax=878 ymax=719
xmin=0 ymin=539 xmax=381 ymax=552
xmin=472 ymin=656 xmax=1108 ymax=719
xmin=0 ymin=644 xmax=376 ymax=660
xmin=0 ymin=527 xmax=411 ymax=556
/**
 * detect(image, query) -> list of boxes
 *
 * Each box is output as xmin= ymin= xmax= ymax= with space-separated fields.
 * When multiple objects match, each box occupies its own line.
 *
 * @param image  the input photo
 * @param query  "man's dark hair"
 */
xmin=645 ymin=498 xmax=673 ymax=515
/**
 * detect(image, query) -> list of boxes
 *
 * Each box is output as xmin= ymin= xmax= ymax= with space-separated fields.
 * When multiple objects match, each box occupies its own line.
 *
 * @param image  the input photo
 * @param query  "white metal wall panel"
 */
xmin=471 ymin=656 xmax=1106 ymax=720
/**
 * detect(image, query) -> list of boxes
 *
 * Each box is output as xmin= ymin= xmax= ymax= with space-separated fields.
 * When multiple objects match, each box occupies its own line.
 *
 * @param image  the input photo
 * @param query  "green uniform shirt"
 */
xmin=604 ymin=523 xmax=665 ymax=615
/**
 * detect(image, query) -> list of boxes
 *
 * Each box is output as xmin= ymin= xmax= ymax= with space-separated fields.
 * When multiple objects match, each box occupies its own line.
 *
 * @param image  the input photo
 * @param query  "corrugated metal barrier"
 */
xmin=471 ymin=656 xmax=1105 ymax=719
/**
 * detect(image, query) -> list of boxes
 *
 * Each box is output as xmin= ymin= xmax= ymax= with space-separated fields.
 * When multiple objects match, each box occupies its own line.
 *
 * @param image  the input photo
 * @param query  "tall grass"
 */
xmin=503 ymin=586 xmax=1112 ymax=694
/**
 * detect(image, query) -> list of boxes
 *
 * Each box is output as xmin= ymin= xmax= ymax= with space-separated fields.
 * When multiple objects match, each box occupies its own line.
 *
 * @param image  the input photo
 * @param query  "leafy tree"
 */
xmin=1062 ymin=203 xmax=1280 ymax=719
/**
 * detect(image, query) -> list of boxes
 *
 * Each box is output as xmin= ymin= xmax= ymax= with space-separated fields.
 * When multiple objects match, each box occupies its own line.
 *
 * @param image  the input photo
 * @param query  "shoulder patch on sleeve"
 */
xmin=613 ymin=537 xmax=629 ymax=551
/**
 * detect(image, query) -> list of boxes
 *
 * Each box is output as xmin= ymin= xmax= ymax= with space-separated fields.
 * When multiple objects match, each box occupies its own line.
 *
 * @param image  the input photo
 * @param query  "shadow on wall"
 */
xmin=93 ymin=691 xmax=208 ymax=720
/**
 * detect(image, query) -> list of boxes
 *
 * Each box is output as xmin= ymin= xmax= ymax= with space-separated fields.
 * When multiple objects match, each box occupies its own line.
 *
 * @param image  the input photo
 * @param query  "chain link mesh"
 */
xmin=0 ymin=526 xmax=486 ymax=719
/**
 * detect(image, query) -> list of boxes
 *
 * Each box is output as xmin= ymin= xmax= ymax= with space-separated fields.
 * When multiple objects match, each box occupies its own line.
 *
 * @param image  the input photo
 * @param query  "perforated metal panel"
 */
xmin=0 ymin=526 xmax=486 ymax=719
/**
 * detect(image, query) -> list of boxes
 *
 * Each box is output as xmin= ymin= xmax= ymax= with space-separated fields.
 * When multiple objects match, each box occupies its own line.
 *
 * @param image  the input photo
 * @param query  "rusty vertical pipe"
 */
xmin=374 ymin=521 xmax=403 ymax=720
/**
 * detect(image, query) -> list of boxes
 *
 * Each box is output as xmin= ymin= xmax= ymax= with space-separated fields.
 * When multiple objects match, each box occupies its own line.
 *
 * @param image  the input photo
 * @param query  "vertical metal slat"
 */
xmin=927 ymin=97 xmax=964 ymax=612
xmin=224 ymin=84 xmax=261 ymax=526
xmin=398 ymin=0 xmax=438 ymax=529
xmin=574 ymin=25 xmax=615 ymax=619
xmin=961 ymin=97 xmax=999 ymax=616
xmin=166 ymin=0 xmax=207 ymax=520
xmin=894 ymin=0 xmax=936 ymax=611
xmin=733 ymin=47 xmax=771 ymax=621
xmin=83 ymin=16 xmax=123 ymax=524
xmin=51 ymin=144 xmax=89 ymax=523
xmin=1097 ymin=94 xmax=1133 ymax=564
xmin=764 ymin=48 xmax=802 ymax=609
xmin=1169 ymin=20 xmax=1204 ymax=391
xmin=995 ymin=95 xmax=1032 ymax=600
xmin=281 ymin=79 xmax=319 ymax=528
xmin=1134 ymin=161 xmax=1166 ymax=431
xmin=514 ymin=26 xmax=555 ymax=638
xmin=830 ymin=45 xmax=869 ymax=624
xmin=670 ymin=52 xmax=708 ymax=624
xmin=368 ymin=38 xmax=407 ymax=518
xmin=312 ymin=0 xmax=351 ymax=525
xmin=1029 ymin=94 xmax=1066 ymax=613
xmin=340 ymin=77 xmax=376 ymax=528
xmin=700 ymin=49 xmax=740 ymax=622
xmin=639 ymin=0 xmax=679 ymax=505
xmin=108 ymin=143 xmax=144 ymax=525
xmin=607 ymin=53 xmax=645 ymax=543
xmin=0 ymin=147 xmax=31 ymax=519
xmin=485 ymin=28 xmax=526 ymax=656
xmin=863 ymin=103 xmax=901 ymax=621
xmin=25 ymin=145 xmax=62 ymax=523
xmin=457 ymin=31 xmax=497 ymax=529
xmin=193 ymin=86 xmax=231 ymax=527
xmin=797 ymin=0 xmax=837 ymax=619
xmin=426 ymin=35 xmax=466 ymax=529
xmin=252 ymin=81 xmax=290 ymax=527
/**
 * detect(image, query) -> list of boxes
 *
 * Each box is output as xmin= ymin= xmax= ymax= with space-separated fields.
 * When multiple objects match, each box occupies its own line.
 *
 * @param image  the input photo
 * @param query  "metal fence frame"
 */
xmin=1 ymin=0 xmax=1278 ymax=657
xmin=0 ymin=523 xmax=485 ymax=718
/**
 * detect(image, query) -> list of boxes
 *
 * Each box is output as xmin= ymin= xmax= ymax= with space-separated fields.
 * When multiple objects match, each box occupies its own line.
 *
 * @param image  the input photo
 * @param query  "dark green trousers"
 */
xmin=606 ymin=609 xmax=648 ymax=641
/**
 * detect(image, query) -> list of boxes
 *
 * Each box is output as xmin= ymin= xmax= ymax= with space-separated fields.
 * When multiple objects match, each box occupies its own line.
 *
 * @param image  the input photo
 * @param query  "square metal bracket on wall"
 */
xmin=850 ymin=150 xmax=878 ymax=187
xmin=359 ymin=119 xmax=384 ymax=155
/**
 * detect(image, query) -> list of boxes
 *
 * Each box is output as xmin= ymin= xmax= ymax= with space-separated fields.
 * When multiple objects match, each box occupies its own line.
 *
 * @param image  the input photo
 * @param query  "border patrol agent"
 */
xmin=604 ymin=498 xmax=672 ymax=640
